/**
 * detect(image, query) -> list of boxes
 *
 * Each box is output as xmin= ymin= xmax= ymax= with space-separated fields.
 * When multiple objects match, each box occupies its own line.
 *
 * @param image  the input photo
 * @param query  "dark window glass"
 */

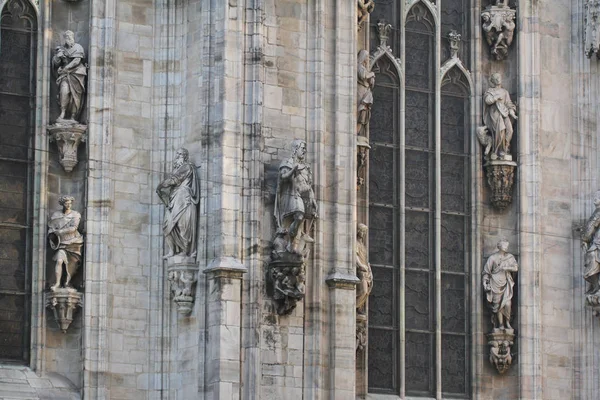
xmin=0 ymin=0 xmax=37 ymax=363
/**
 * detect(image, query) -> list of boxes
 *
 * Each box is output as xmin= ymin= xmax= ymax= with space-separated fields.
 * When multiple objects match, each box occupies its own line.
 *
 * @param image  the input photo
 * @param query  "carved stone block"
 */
xmin=481 ymin=5 xmax=516 ymax=61
xmin=357 ymin=136 xmax=370 ymax=191
xmin=46 ymin=288 xmax=83 ymax=333
xmin=487 ymin=330 xmax=514 ymax=374
xmin=48 ymin=123 xmax=87 ymax=172
xmin=356 ymin=314 xmax=367 ymax=352
xmin=267 ymin=256 xmax=305 ymax=316
xmin=167 ymin=256 xmax=198 ymax=315
xmin=484 ymin=159 xmax=517 ymax=210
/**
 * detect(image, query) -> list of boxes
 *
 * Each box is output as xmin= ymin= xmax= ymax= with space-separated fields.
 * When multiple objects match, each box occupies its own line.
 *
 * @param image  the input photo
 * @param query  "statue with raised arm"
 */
xmin=52 ymin=30 xmax=86 ymax=123
xmin=482 ymin=239 xmax=518 ymax=331
xmin=274 ymin=139 xmax=318 ymax=255
xmin=48 ymin=196 xmax=83 ymax=291
xmin=582 ymin=190 xmax=600 ymax=296
xmin=483 ymin=73 xmax=517 ymax=161
xmin=156 ymin=148 xmax=200 ymax=260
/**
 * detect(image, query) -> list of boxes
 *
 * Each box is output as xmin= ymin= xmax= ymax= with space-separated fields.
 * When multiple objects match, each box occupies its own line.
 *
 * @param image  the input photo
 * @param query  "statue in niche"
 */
xmin=582 ymin=190 xmax=600 ymax=296
xmin=356 ymin=223 xmax=373 ymax=314
xmin=52 ymin=30 xmax=87 ymax=123
xmin=156 ymin=148 xmax=200 ymax=260
xmin=357 ymin=50 xmax=375 ymax=137
xmin=48 ymin=196 xmax=83 ymax=291
xmin=482 ymin=239 xmax=518 ymax=331
xmin=482 ymin=73 xmax=517 ymax=161
xmin=274 ymin=139 xmax=318 ymax=256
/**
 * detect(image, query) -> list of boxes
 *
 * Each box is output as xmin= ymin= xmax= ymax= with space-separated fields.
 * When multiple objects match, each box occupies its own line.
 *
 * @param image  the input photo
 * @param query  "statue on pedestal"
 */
xmin=48 ymin=30 xmax=87 ymax=172
xmin=581 ymin=190 xmax=600 ymax=316
xmin=477 ymin=73 xmax=518 ymax=210
xmin=482 ymin=239 xmax=518 ymax=374
xmin=268 ymin=139 xmax=318 ymax=315
xmin=157 ymin=148 xmax=200 ymax=315
xmin=46 ymin=195 xmax=84 ymax=333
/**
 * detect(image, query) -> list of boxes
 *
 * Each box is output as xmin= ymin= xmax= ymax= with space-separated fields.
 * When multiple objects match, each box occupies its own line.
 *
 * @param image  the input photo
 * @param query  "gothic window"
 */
xmin=368 ymin=1 xmax=472 ymax=397
xmin=0 ymin=0 xmax=37 ymax=363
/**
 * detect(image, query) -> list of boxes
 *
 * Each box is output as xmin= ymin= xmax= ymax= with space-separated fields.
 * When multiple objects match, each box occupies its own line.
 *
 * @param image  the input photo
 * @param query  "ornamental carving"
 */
xmin=167 ymin=262 xmax=198 ymax=315
xmin=357 ymin=0 xmax=374 ymax=30
xmin=48 ymin=124 xmax=87 ymax=172
xmin=267 ymin=140 xmax=318 ymax=315
xmin=356 ymin=224 xmax=373 ymax=351
xmin=585 ymin=0 xmax=600 ymax=58
xmin=482 ymin=240 xmax=518 ymax=374
xmin=477 ymin=73 xmax=517 ymax=210
xmin=46 ymin=195 xmax=84 ymax=333
xmin=481 ymin=1 xmax=516 ymax=61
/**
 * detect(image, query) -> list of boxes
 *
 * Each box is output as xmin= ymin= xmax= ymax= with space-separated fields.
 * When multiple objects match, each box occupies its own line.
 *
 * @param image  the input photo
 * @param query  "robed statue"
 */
xmin=357 ymin=50 xmax=375 ymax=137
xmin=52 ymin=30 xmax=87 ymax=122
xmin=274 ymin=139 xmax=318 ymax=255
xmin=356 ymin=223 xmax=373 ymax=314
xmin=582 ymin=191 xmax=600 ymax=295
xmin=483 ymin=73 xmax=517 ymax=160
xmin=156 ymin=148 xmax=200 ymax=259
xmin=482 ymin=240 xmax=518 ymax=331
xmin=48 ymin=196 xmax=84 ymax=291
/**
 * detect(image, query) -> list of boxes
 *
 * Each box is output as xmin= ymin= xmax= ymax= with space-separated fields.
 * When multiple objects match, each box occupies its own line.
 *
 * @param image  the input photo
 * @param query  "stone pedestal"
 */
xmin=47 ymin=122 xmax=87 ymax=172
xmin=484 ymin=159 xmax=517 ymax=210
xmin=167 ymin=256 xmax=199 ymax=315
xmin=267 ymin=255 xmax=306 ymax=316
xmin=46 ymin=288 xmax=83 ymax=333
xmin=487 ymin=329 xmax=515 ymax=374
xmin=204 ymin=257 xmax=247 ymax=399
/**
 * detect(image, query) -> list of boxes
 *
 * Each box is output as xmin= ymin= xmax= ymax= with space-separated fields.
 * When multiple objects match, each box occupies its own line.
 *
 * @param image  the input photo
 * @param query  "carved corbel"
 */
xmin=167 ymin=259 xmax=199 ymax=315
xmin=481 ymin=2 xmax=516 ymax=61
xmin=47 ymin=123 xmax=87 ymax=172
xmin=585 ymin=0 xmax=600 ymax=58
xmin=46 ymin=288 xmax=83 ymax=333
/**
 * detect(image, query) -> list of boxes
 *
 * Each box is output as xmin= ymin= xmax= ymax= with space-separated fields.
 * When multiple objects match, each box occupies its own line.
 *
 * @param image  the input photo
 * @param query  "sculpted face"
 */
xmin=491 ymin=73 xmax=502 ymax=87
xmin=174 ymin=149 xmax=187 ymax=169
xmin=63 ymin=199 xmax=72 ymax=212
xmin=64 ymin=32 xmax=75 ymax=48
xmin=498 ymin=240 xmax=509 ymax=252
xmin=296 ymin=142 xmax=306 ymax=160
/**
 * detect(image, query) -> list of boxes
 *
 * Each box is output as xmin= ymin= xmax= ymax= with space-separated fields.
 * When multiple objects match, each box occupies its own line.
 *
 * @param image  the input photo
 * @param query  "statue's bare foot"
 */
xmin=50 ymin=284 xmax=60 ymax=292
xmin=302 ymin=234 xmax=315 ymax=243
xmin=163 ymin=253 xmax=174 ymax=260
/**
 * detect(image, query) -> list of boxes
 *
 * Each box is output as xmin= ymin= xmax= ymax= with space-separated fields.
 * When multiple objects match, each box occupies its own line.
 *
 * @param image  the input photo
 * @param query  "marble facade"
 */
xmin=0 ymin=0 xmax=598 ymax=399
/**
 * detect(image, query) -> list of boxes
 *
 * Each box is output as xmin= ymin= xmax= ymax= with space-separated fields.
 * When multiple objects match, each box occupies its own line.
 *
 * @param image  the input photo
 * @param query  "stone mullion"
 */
xmin=517 ymin=0 xmax=543 ymax=398
xmin=84 ymin=0 xmax=117 ymax=397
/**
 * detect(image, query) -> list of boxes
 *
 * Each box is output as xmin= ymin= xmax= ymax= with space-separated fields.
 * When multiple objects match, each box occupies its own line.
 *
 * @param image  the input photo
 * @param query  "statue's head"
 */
xmin=358 ymin=49 xmax=370 ymax=67
xmin=174 ymin=148 xmax=189 ymax=169
xmin=489 ymin=73 xmax=502 ymax=87
xmin=58 ymin=195 xmax=75 ymax=211
xmin=64 ymin=30 xmax=75 ymax=47
xmin=291 ymin=139 xmax=307 ymax=161
xmin=357 ymin=223 xmax=368 ymax=240
xmin=481 ymin=12 xmax=491 ymax=22
xmin=497 ymin=239 xmax=509 ymax=252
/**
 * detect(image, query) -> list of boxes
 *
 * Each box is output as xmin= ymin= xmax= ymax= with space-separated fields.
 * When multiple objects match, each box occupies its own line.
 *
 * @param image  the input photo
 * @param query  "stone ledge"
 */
xmin=0 ymin=367 xmax=80 ymax=400
xmin=204 ymin=257 xmax=247 ymax=279
xmin=325 ymin=271 xmax=360 ymax=290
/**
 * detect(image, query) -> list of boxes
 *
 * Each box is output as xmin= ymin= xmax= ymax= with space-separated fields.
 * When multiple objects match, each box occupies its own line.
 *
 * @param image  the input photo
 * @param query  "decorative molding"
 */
xmin=167 ymin=260 xmax=198 ymax=315
xmin=370 ymin=21 xmax=402 ymax=79
xmin=47 ymin=123 xmax=87 ymax=172
xmin=484 ymin=159 xmax=517 ymax=210
xmin=357 ymin=0 xmax=374 ymax=31
xmin=46 ymin=288 xmax=83 ymax=333
xmin=325 ymin=271 xmax=360 ymax=290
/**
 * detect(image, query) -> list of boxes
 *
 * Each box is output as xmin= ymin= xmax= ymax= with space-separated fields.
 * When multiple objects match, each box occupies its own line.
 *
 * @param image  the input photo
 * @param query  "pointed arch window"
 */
xmin=0 ymin=0 xmax=37 ymax=363
xmin=367 ymin=0 xmax=473 ymax=397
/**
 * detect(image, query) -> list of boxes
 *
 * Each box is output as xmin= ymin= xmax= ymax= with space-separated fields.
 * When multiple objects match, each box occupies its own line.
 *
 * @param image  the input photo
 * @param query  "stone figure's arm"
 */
xmin=59 ymin=214 xmax=81 ymax=235
xmin=582 ymin=210 xmax=600 ymax=243
xmin=484 ymin=91 xmax=498 ymax=105
xmin=279 ymin=165 xmax=296 ymax=181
